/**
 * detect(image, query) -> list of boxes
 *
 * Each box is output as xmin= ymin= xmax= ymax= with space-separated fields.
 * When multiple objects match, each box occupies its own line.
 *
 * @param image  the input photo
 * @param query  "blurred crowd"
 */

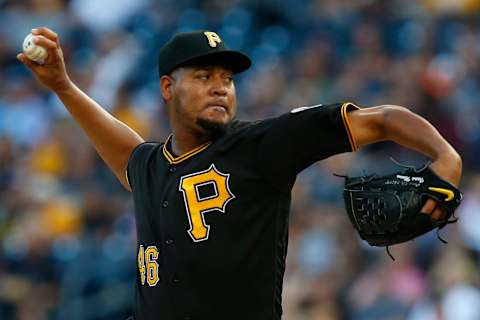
xmin=1 ymin=0 xmax=480 ymax=319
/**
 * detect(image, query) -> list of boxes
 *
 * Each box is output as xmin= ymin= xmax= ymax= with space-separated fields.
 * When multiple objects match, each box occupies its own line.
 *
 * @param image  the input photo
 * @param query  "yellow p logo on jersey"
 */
xmin=179 ymin=164 xmax=235 ymax=242
xmin=204 ymin=31 xmax=222 ymax=48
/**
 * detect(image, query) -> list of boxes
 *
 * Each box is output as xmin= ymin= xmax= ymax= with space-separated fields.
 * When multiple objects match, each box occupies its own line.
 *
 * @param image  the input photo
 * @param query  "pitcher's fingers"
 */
xmin=421 ymin=198 xmax=436 ymax=214
xmin=431 ymin=207 xmax=445 ymax=220
xmin=31 ymin=27 xmax=59 ymax=43
xmin=17 ymin=53 xmax=35 ymax=69
xmin=32 ymin=35 xmax=57 ymax=51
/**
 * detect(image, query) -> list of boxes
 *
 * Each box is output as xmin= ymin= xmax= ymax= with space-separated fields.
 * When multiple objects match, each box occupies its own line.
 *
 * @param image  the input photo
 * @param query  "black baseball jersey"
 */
xmin=127 ymin=102 xmax=359 ymax=320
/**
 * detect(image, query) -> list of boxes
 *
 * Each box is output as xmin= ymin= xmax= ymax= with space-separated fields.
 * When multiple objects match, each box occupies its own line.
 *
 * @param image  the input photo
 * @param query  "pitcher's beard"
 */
xmin=196 ymin=117 xmax=229 ymax=140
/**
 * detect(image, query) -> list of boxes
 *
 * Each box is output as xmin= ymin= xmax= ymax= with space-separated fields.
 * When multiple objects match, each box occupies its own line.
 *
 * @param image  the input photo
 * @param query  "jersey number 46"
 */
xmin=138 ymin=245 xmax=159 ymax=287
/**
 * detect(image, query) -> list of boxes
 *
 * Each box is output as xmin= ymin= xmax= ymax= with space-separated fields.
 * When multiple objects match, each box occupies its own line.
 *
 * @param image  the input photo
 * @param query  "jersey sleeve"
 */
xmin=126 ymin=142 xmax=158 ymax=191
xmin=256 ymin=102 xmax=359 ymax=190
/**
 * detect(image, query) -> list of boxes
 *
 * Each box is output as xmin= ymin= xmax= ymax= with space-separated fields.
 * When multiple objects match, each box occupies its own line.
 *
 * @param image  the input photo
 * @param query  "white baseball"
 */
xmin=23 ymin=33 xmax=48 ymax=64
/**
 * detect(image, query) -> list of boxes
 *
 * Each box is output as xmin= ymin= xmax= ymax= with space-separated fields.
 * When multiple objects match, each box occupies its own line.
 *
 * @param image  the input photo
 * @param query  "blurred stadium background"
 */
xmin=1 ymin=0 xmax=480 ymax=319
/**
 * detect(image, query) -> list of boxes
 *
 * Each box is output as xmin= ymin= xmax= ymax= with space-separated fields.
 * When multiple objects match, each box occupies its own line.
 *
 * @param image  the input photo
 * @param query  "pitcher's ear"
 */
xmin=160 ymin=75 xmax=174 ymax=101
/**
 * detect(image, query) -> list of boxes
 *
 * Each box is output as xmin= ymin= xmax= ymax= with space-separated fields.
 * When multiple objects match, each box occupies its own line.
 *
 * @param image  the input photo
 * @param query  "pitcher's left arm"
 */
xmin=347 ymin=105 xmax=462 ymax=219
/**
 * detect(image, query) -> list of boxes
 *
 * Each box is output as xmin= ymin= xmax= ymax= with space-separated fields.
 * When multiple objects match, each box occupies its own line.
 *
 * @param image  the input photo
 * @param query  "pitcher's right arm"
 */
xmin=17 ymin=27 xmax=144 ymax=191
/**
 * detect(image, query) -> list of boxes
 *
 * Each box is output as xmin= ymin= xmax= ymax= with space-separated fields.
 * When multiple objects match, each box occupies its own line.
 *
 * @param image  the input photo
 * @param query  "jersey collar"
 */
xmin=162 ymin=134 xmax=211 ymax=165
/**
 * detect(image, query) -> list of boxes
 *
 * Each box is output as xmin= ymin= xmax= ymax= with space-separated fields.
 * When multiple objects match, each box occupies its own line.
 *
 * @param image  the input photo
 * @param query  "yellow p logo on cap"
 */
xmin=204 ymin=31 xmax=222 ymax=48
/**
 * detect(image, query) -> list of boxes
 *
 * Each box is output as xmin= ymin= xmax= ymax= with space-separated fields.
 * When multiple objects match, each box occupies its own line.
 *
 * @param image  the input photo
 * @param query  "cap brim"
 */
xmin=172 ymin=50 xmax=252 ymax=75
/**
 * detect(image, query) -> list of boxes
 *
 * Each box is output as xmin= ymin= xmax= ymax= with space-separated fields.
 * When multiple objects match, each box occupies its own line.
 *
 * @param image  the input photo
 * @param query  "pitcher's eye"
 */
xmin=196 ymin=73 xmax=210 ymax=80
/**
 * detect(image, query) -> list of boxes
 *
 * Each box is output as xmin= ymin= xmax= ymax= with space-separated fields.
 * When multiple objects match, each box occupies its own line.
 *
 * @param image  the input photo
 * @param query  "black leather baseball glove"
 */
xmin=340 ymin=163 xmax=462 ymax=258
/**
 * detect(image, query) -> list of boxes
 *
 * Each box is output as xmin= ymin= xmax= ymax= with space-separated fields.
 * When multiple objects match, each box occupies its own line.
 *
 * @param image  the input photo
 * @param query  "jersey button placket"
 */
xmin=162 ymin=200 xmax=169 ymax=208
xmin=169 ymin=166 xmax=176 ymax=173
xmin=171 ymin=269 xmax=181 ymax=284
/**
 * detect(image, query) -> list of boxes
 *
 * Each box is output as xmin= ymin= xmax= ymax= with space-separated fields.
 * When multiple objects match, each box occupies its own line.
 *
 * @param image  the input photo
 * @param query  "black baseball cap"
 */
xmin=157 ymin=30 xmax=252 ymax=77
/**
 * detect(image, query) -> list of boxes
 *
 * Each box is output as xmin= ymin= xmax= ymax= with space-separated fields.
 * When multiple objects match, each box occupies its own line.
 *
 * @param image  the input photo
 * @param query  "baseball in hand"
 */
xmin=23 ymin=33 xmax=48 ymax=64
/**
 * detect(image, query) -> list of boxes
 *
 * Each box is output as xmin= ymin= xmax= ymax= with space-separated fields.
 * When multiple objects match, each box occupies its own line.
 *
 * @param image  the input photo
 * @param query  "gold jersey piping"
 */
xmin=162 ymin=134 xmax=211 ymax=165
xmin=341 ymin=102 xmax=360 ymax=151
